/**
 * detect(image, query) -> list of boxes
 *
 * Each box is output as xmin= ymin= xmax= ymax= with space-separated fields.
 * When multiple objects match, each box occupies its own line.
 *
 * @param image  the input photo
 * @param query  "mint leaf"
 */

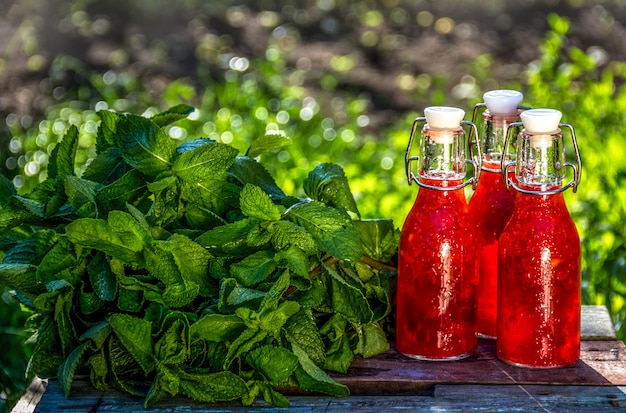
xmin=79 ymin=321 xmax=112 ymax=350
xmin=356 ymin=323 xmax=390 ymax=358
xmin=165 ymin=234 xmax=214 ymax=297
xmin=246 ymin=133 xmax=292 ymax=159
xmin=58 ymin=342 xmax=90 ymax=397
xmin=267 ymin=220 xmax=318 ymax=253
xmin=354 ymin=219 xmax=398 ymax=263
xmin=82 ymin=148 xmax=130 ymax=185
xmin=190 ymin=314 xmax=246 ymax=343
xmin=96 ymin=169 xmax=147 ymax=213
xmin=155 ymin=317 xmax=189 ymax=364
xmin=172 ymin=140 xmax=238 ymax=183
xmin=178 ymin=371 xmax=248 ymax=403
xmin=230 ymin=250 xmax=276 ymax=287
xmin=284 ymin=309 xmax=326 ymax=367
xmin=87 ymin=252 xmax=117 ymax=302
xmin=228 ymin=156 xmax=286 ymax=201
xmin=0 ymin=263 xmax=42 ymax=295
xmin=285 ymin=201 xmax=363 ymax=262
xmin=240 ymin=184 xmax=285 ymax=221
xmin=114 ymin=114 xmax=177 ymax=177
xmin=64 ymin=176 xmax=100 ymax=218
xmin=48 ymin=125 xmax=79 ymax=179
xmin=246 ymin=345 xmax=298 ymax=384
xmin=303 ymin=163 xmax=360 ymax=219
xmin=95 ymin=109 xmax=121 ymax=151
xmin=109 ymin=313 xmax=155 ymax=375
xmin=292 ymin=342 xmax=349 ymax=397
xmin=326 ymin=265 xmax=373 ymax=324
xmin=151 ymin=104 xmax=194 ymax=127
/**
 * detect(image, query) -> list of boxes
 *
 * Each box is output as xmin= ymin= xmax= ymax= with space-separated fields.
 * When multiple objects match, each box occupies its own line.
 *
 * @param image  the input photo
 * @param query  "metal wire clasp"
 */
xmin=501 ymin=122 xmax=582 ymax=195
xmin=405 ymin=117 xmax=482 ymax=191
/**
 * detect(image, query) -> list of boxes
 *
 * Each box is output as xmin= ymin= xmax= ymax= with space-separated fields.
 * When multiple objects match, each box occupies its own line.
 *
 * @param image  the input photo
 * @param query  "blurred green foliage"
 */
xmin=1 ymin=2 xmax=626 ymax=411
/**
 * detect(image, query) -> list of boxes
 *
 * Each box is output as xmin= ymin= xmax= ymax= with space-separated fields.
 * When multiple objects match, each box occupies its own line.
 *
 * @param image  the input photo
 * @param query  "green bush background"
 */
xmin=2 ymin=1 xmax=626 ymax=411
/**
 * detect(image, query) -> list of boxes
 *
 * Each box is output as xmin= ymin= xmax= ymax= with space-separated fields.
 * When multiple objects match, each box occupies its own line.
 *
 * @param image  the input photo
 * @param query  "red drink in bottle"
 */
xmin=468 ymin=90 xmax=525 ymax=339
xmin=397 ymin=106 xmax=481 ymax=360
xmin=497 ymin=109 xmax=582 ymax=368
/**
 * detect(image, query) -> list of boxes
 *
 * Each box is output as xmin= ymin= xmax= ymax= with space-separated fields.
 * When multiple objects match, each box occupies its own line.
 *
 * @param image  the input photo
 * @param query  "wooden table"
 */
xmin=12 ymin=305 xmax=626 ymax=412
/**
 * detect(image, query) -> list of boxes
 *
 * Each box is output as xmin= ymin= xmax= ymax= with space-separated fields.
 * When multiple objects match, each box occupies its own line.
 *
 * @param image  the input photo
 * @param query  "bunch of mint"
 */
xmin=0 ymin=105 xmax=398 ymax=407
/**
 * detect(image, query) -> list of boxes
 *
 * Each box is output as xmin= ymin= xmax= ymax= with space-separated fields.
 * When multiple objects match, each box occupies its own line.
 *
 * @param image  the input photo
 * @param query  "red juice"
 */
xmin=497 ymin=186 xmax=581 ymax=368
xmin=397 ymin=178 xmax=478 ymax=360
xmin=468 ymin=161 xmax=515 ymax=338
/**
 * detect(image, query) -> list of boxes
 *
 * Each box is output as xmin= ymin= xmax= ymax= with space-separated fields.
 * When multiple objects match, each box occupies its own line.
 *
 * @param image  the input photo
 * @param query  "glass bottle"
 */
xmin=497 ymin=108 xmax=582 ymax=368
xmin=397 ymin=106 xmax=481 ymax=360
xmin=468 ymin=90 xmax=526 ymax=339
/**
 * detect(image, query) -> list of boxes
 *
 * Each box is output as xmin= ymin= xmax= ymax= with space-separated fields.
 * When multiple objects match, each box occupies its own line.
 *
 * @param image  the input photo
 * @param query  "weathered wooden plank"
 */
xmin=18 ymin=380 xmax=626 ymax=412
xmin=10 ymin=377 xmax=47 ymax=413
xmin=582 ymin=305 xmax=617 ymax=340
xmin=332 ymin=339 xmax=626 ymax=393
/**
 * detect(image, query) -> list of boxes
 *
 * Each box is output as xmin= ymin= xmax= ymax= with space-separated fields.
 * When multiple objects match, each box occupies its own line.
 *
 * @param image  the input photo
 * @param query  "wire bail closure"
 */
xmin=501 ymin=121 xmax=582 ymax=195
xmin=405 ymin=117 xmax=482 ymax=191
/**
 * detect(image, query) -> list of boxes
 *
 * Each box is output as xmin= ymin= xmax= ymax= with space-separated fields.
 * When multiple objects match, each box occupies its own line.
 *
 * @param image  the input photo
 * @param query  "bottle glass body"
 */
xmin=496 ymin=128 xmax=581 ymax=368
xmin=397 ymin=126 xmax=477 ymax=360
xmin=468 ymin=113 xmax=518 ymax=338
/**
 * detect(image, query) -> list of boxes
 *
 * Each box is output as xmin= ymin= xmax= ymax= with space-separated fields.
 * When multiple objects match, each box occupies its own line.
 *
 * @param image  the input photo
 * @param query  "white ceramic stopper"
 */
xmin=424 ymin=106 xmax=465 ymax=130
xmin=520 ymin=109 xmax=562 ymax=133
xmin=484 ymin=90 xmax=523 ymax=115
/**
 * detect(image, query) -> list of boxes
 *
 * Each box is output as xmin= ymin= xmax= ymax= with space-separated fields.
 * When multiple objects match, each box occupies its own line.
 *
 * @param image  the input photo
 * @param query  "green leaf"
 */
xmin=190 ymin=314 xmax=246 ymax=343
xmin=96 ymin=169 xmax=147 ymax=213
xmin=223 ymin=327 xmax=268 ymax=369
xmin=79 ymin=321 xmax=112 ymax=350
xmin=246 ymin=345 xmax=298 ymax=384
xmin=178 ymin=371 xmax=248 ymax=403
xmin=228 ymin=156 xmax=286 ymax=201
xmin=0 ymin=263 xmax=42 ymax=295
xmin=65 ymin=217 xmax=145 ymax=268
xmin=162 ymin=280 xmax=199 ymax=308
xmin=151 ymin=104 xmax=195 ymax=127
xmin=240 ymin=184 xmax=285 ymax=221
xmin=284 ymin=309 xmax=326 ymax=367
xmin=48 ymin=125 xmax=79 ymax=179
xmin=88 ymin=252 xmax=117 ymax=301
xmin=230 ymin=250 xmax=276 ymax=287
xmin=96 ymin=109 xmax=121 ymax=151
xmin=113 ymin=114 xmax=177 ymax=177
xmin=58 ymin=342 xmax=90 ymax=398
xmin=285 ymin=201 xmax=363 ymax=262
xmin=354 ymin=219 xmax=398 ymax=263
xmin=172 ymin=140 xmax=239 ymax=183
xmin=109 ymin=313 xmax=155 ymax=375
xmin=292 ymin=342 xmax=349 ymax=397
xmin=64 ymin=176 xmax=100 ymax=217
xmin=155 ymin=318 xmax=189 ymax=365
xmin=275 ymin=246 xmax=310 ymax=277
xmin=195 ymin=218 xmax=256 ymax=257
xmin=356 ymin=323 xmax=390 ymax=358
xmin=268 ymin=220 xmax=318 ymax=253
xmin=246 ymin=133 xmax=292 ymax=158
xmin=1 ymin=229 xmax=57 ymax=265
xmin=303 ymin=163 xmax=360 ymax=219
xmin=326 ymin=266 xmax=373 ymax=324
xmin=165 ymin=233 xmax=214 ymax=297
xmin=82 ymin=147 xmax=130 ymax=185
xmin=55 ymin=290 xmax=77 ymax=357
xmin=260 ymin=300 xmax=300 ymax=338
xmin=36 ymin=237 xmax=78 ymax=285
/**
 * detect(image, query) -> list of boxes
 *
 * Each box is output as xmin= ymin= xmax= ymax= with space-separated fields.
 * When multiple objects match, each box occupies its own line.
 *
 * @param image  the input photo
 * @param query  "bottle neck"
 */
xmin=481 ymin=112 xmax=519 ymax=171
xmin=418 ymin=125 xmax=467 ymax=181
xmin=516 ymin=130 xmax=565 ymax=189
